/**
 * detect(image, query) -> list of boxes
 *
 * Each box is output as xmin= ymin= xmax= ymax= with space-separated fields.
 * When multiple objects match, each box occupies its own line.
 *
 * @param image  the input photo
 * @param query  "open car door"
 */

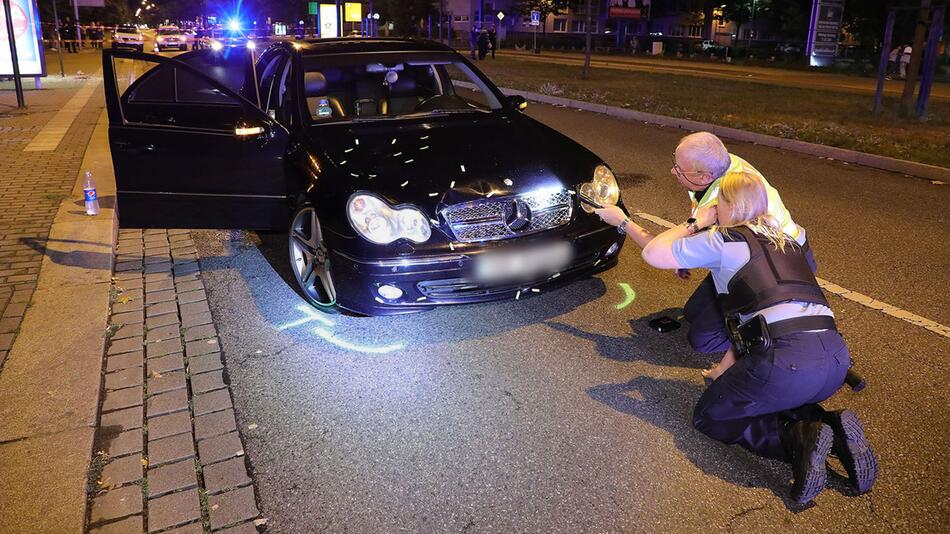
xmin=102 ymin=49 xmax=290 ymax=229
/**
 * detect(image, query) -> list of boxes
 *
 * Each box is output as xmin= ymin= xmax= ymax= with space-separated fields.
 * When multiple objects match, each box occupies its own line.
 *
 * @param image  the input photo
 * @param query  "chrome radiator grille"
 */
xmin=441 ymin=188 xmax=573 ymax=243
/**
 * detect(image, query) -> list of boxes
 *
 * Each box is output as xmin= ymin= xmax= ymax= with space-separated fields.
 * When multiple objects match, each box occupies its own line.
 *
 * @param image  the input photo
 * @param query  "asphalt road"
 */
xmin=191 ymin=101 xmax=950 ymax=532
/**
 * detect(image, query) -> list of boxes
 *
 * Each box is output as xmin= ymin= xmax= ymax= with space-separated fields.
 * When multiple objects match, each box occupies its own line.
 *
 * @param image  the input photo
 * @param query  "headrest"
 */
xmin=304 ymin=71 xmax=327 ymax=96
xmin=388 ymin=76 xmax=415 ymax=94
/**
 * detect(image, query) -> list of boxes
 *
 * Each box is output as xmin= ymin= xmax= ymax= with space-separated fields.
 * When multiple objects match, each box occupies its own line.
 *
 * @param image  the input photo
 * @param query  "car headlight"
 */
xmin=580 ymin=164 xmax=620 ymax=213
xmin=347 ymin=193 xmax=432 ymax=245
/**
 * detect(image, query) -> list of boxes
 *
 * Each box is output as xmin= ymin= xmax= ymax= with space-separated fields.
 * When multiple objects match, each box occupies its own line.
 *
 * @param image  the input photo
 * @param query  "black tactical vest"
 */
xmin=719 ymin=226 xmax=828 ymax=316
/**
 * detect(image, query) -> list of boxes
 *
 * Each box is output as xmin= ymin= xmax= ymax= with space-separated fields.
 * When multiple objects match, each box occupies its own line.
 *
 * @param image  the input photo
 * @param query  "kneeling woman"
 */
xmin=595 ymin=171 xmax=877 ymax=503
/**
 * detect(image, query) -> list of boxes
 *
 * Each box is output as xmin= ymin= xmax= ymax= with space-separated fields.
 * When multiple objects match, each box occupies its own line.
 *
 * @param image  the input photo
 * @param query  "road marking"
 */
xmin=23 ymin=75 xmax=101 ymax=152
xmin=631 ymin=211 xmax=950 ymax=339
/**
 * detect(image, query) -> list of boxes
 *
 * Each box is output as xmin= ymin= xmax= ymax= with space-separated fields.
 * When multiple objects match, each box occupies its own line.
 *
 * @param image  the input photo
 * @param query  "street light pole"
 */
xmin=2 ymin=0 xmax=25 ymax=108
xmin=51 ymin=0 xmax=65 ymax=77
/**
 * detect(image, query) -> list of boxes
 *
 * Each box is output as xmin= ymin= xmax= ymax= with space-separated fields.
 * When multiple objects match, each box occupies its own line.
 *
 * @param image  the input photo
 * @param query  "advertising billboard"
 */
xmin=319 ymin=3 xmax=338 ymax=37
xmin=608 ymin=0 xmax=649 ymax=20
xmin=0 ymin=0 xmax=45 ymax=77
xmin=344 ymin=2 xmax=362 ymax=23
xmin=807 ymin=0 xmax=845 ymax=67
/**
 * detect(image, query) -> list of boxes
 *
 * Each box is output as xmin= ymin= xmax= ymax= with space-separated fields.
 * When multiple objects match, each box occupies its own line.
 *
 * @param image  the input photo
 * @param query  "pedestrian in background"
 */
xmin=469 ymin=27 xmax=478 ymax=60
xmin=886 ymin=45 xmax=901 ymax=79
xmin=61 ymin=18 xmax=77 ymax=53
xmin=899 ymin=44 xmax=912 ymax=79
xmin=478 ymin=28 xmax=489 ymax=60
xmin=488 ymin=26 xmax=497 ymax=59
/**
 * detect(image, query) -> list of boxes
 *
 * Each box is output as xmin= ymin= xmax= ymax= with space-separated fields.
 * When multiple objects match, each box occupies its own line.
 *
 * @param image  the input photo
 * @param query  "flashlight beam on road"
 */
xmin=615 ymin=283 xmax=636 ymax=310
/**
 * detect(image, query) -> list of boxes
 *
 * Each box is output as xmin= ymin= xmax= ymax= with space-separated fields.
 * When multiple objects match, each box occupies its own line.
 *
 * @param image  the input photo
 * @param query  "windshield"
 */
xmin=117 ymin=25 xmax=138 ymax=33
xmin=301 ymin=52 xmax=503 ymax=124
xmin=158 ymin=28 xmax=180 ymax=35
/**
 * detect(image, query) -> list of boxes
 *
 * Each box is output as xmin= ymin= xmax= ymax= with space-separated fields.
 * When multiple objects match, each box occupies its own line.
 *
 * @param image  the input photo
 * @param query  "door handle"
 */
xmin=143 ymin=144 xmax=156 ymax=152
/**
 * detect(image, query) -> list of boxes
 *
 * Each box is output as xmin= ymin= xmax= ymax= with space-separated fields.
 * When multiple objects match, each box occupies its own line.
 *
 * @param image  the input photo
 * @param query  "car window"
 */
xmin=176 ymin=68 xmax=239 ymax=104
xmin=256 ymin=52 xmax=286 ymax=111
xmin=439 ymin=64 xmax=492 ymax=110
xmin=127 ymin=62 xmax=175 ymax=102
xmin=301 ymin=52 xmax=502 ymax=124
xmin=158 ymin=28 xmax=180 ymax=35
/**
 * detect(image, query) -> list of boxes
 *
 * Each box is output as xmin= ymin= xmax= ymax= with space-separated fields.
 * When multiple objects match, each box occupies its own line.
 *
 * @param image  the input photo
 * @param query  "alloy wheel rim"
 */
xmin=290 ymin=207 xmax=336 ymax=306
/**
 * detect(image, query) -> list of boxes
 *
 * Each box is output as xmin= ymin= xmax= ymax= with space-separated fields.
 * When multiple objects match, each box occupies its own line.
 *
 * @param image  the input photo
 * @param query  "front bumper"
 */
xmin=112 ymin=40 xmax=143 ymax=49
xmin=329 ymin=224 xmax=624 ymax=316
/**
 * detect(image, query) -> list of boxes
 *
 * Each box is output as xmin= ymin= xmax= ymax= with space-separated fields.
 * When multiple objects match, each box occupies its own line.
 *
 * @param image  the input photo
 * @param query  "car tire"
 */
xmin=137 ymin=46 xmax=143 ymax=53
xmin=180 ymin=45 xmax=186 ymax=51
xmin=289 ymin=205 xmax=337 ymax=310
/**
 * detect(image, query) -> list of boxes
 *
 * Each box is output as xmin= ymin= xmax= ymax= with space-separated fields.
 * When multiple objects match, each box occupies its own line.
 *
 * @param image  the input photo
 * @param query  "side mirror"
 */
xmin=507 ymin=95 xmax=528 ymax=111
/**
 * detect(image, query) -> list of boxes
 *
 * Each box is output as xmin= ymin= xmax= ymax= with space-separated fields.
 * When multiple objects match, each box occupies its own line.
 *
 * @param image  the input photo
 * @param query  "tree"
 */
xmin=378 ymin=0 xmax=436 ymax=36
xmin=512 ymin=0 xmax=571 ymax=36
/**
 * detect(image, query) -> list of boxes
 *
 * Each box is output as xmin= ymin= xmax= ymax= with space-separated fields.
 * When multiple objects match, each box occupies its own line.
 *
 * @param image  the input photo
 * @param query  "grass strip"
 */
xmin=474 ymin=56 xmax=950 ymax=168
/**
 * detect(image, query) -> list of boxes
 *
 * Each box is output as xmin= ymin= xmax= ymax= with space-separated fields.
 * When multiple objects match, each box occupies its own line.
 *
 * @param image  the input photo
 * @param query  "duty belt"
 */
xmin=729 ymin=315 xmax=837 ymax=355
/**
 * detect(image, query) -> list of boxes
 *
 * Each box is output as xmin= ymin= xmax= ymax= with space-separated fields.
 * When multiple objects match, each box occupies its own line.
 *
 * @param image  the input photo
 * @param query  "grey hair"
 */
xmin=676 ymin=132 xmax=732 ymax=179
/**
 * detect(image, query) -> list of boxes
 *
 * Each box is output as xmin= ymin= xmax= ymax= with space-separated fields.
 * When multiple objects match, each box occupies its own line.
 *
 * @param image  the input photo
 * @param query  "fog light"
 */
xmin=606 ymin=242 xmax=620 ymax=257
xmin=377 ymin=284 xmax=403 ymax=300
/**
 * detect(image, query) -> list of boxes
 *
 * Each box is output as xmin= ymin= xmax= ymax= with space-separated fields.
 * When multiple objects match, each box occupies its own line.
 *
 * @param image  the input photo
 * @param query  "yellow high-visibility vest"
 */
xmin=689 ymin=154 xmax=801 ymax=240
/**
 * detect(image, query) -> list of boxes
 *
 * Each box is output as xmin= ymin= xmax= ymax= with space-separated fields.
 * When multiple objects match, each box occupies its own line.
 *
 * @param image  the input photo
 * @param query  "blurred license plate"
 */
xmin=473 ymin=242 xmax=572 ymax=284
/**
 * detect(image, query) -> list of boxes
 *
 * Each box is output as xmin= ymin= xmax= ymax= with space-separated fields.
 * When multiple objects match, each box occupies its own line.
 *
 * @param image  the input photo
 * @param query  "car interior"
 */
xmin=303 ymin=63 xmax=466 ymax=122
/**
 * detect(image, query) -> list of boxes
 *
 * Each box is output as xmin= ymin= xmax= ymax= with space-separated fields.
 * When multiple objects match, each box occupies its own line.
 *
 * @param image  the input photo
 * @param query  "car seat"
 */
xmin=386 ymin=76 xmax=425 ymax=115
xmin=304 ymin=71 xmax=345 ymax=119
xmin=353 ymin=76 xmax=388 ymax=117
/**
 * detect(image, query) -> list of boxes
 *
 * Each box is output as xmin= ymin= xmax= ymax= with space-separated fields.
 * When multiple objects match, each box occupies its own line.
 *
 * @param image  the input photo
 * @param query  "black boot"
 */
xmin=823 ymin=410 xmax=878 ymax=493
xmin=782 ymin=420 xmax=833 ymax=504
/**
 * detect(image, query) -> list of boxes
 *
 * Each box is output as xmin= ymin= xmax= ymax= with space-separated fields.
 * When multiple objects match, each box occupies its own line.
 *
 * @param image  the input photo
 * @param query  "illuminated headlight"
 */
xmin=210 ymin=40 xmax=223 ymax=51
xmin=347 ymin=193 xmax=432 ymax=245
xmin=580 ymin=164 xmax=620 ymax=214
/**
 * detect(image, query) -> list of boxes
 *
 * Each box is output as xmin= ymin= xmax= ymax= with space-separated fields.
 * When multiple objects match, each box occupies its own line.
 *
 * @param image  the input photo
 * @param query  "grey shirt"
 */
xmin=671 ymin=227 xmax=834 ymax=325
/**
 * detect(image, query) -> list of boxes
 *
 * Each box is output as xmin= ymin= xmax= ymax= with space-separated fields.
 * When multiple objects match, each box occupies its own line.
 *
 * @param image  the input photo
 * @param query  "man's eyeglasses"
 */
xmin=671 ymin=152 xmax=707 ymax=187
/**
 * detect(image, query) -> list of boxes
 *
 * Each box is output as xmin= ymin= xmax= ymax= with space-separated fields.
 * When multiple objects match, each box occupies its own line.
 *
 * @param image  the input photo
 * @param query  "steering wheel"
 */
xmin=414 ymin=94 xmax=468 ymax=112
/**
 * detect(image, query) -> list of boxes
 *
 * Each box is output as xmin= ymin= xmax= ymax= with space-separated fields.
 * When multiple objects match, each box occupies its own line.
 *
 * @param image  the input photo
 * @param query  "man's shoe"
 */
xmin=784 ymin=420 xmax=834 ymax=504
xmin=824 ymin=410 xmax=878 ymax=494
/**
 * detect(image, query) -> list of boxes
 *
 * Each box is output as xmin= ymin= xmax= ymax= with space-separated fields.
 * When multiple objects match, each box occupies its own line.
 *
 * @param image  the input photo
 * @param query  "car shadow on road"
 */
xmin=545 ymin=308 xmax=715 ymax=370
xmin=587 ymin=375 xmax=808 ymax=510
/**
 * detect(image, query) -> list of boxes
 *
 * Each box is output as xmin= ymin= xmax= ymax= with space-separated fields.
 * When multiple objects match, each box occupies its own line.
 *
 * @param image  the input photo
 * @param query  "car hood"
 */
xmin=306 ymin=113 xmax=601 ymax=215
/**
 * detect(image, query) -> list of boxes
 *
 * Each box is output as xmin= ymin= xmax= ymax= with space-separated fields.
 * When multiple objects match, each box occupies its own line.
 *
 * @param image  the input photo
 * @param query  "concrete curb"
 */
xmin=0 ymin=110 xmax=117 ymax=532
xmin=465 ymin=81 xmax=950 ymax=181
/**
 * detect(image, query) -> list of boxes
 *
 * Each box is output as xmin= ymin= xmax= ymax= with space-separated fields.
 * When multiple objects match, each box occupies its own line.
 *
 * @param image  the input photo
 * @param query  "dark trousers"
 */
xmin=693 ymin=329 xmax=850 ymax=461
xmin=684 ymin=243 xmax=817 ymax=354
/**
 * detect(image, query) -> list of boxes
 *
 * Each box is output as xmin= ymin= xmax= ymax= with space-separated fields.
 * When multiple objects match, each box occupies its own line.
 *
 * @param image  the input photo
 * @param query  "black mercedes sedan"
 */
xmin=102 ymin=38 xmax=626 ymax=315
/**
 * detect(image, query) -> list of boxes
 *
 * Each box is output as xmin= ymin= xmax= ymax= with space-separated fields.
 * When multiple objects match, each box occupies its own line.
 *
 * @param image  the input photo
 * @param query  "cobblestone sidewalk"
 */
xmin=0 ymin=74 xmax=104 ymax=370
xmin=88 ymin=229 xmax=264 ymax=534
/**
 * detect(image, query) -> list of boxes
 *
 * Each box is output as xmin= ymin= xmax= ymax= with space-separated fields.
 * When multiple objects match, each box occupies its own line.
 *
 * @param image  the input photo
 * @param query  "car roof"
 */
xmin=278 ymin=38 xmax=455 ymax=56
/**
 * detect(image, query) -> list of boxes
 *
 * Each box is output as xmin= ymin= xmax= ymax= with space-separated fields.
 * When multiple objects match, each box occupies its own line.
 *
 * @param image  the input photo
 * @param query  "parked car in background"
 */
xmin=155 ymin=26 xmax=187 ymax=51
xmin=700 ymin=40 xmax=725 ymax=53
xmin=775 ymin=42 xmax=803 ymax=55
xmin=111 ymin=24 xmax=143 ymax=52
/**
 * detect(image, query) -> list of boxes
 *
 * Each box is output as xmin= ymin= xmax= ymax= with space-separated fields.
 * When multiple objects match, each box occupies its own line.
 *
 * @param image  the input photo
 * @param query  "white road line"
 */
xmin=631 ymin=211 xmax=950 ymax=339
xmin=23 ymin=75 xmax=101 ymax=152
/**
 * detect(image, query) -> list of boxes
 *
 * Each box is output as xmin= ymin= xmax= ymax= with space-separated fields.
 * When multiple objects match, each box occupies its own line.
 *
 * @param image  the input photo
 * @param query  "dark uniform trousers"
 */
xmin=684 ymin=244 xmax=817 ymax=354
xmin=692 ymin=329 xmax=850 ymax=461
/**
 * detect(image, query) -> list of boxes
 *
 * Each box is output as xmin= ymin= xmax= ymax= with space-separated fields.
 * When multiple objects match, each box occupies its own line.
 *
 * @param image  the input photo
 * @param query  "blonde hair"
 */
xmin=715 ymin=171 xmax=795 ymax=252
